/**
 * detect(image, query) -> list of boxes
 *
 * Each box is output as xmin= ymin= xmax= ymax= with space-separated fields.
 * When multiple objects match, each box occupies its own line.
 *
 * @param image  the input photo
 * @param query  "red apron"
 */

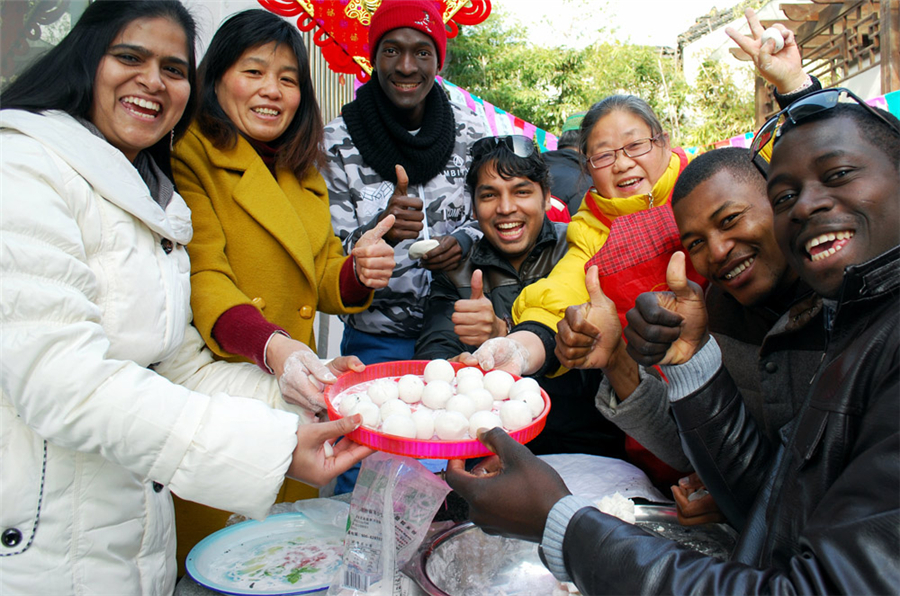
xmin=583 ymin=148 xmax=705 ymax=487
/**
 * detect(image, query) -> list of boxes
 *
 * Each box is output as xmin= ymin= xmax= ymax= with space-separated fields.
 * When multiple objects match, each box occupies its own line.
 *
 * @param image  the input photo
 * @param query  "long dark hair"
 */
xmin=0 ymin=0 xmax=198 ymax=173
xmin=196 ymin=9 xmax=324 ymax=179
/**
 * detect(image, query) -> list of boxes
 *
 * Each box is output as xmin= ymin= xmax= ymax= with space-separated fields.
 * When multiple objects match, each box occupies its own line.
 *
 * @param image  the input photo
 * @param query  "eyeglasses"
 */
xmin=587 ymin=134 xmax=663 ymax=169
xmin=471 ymin=135 xmax=537 ymax=160
xmin=750 ymin=87 xmax=900 ymax=160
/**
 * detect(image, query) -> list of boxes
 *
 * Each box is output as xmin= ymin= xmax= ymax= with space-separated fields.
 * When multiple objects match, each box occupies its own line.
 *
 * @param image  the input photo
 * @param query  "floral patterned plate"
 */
xmin=186 ymin=512 xmax=344 ymax=595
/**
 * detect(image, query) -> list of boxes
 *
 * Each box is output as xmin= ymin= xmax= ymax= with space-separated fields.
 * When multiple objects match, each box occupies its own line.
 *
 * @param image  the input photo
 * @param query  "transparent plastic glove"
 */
xmin=471 ymin=336 xmax=530 ymax=375
xmin=279 ymin=346 xmax=336 ymax=413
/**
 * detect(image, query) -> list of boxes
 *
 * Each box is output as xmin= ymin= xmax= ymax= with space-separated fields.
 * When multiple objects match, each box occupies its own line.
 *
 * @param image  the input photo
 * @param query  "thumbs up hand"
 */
xmin=379 ymin=165 xmax=423 ymax=246
xmin=452 ymin=269 xmax=505 ymax=347
xmin=623 ymin=252 xmax=709 ymax=366
xmin=555 ymin=266 xmax=622 ymax=369
xmin=353 ymin=214 xmax=396 ymax=289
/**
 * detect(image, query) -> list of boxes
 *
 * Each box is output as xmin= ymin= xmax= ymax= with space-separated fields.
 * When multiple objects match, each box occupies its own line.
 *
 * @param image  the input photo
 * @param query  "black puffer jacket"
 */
xmin=414 ymin=220 xmax=626 ymax=458
xmin=561 ymin=246 xmax=899 ymax=595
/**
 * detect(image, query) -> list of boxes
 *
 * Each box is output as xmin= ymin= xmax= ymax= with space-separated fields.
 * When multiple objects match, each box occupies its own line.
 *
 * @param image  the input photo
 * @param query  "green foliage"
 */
xmin=444 ymin=10 xmax=755 ymax=150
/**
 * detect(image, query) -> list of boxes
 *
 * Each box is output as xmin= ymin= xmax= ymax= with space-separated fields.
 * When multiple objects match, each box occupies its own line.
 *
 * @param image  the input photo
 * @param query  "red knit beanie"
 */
xmin=368 ymin=0 xmax=446 ymax=68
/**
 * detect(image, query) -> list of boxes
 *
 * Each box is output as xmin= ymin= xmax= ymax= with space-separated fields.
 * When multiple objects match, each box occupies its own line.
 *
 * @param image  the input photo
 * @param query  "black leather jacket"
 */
xmin=414 ymin=220 xmax=626 ymax=458
xmin=561 ymin=246 xmax=899 ymax=595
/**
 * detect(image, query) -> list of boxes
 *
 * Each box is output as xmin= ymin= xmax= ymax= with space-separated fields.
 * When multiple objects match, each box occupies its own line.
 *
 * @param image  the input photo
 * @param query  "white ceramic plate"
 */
xmin=186 ymin=512 xmax=344 ymax=595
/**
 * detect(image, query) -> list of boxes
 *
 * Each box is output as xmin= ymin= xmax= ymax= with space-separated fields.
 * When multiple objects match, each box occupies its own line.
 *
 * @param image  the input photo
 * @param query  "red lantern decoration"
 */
xmin=258 ymin=0 xmax=491 ymax=82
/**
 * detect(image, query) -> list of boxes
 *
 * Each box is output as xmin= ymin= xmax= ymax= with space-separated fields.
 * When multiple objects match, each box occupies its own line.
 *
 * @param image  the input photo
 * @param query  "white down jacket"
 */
xmin=0 ymin=110 xmax=304 ymax=595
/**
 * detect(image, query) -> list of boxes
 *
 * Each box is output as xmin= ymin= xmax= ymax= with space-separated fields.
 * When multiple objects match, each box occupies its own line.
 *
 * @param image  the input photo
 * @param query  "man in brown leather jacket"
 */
xmin=414 ymin=135 xmax=625 ymax=458
xmin=447 ymin=99 xmax=900 ymax=595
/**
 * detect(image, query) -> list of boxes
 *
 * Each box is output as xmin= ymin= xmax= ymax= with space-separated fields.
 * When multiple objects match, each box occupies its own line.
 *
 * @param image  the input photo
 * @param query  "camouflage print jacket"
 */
xmin=323 ymin=102 xmax=488 ymax=338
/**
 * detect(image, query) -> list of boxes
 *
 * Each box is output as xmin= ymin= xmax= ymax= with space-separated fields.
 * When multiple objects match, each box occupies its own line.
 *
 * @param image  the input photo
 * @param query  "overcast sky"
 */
xmin=494 ymin=0 xmax=744 ymax=48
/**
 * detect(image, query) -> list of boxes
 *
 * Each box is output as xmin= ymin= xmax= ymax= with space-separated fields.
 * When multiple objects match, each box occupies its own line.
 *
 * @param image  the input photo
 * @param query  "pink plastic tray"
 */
xmin=324 ymin=360 xmax=550 ymax=459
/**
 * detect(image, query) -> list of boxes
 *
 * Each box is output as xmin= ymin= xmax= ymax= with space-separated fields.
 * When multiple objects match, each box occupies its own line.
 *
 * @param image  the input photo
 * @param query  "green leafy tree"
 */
xmin=445 ymin=8 xmax=754 ymax=150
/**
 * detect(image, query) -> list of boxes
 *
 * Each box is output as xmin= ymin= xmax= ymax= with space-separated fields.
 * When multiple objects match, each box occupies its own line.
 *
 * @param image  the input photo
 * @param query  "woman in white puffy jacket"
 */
xmin=0 ymin=2 xmax=371 ymax=593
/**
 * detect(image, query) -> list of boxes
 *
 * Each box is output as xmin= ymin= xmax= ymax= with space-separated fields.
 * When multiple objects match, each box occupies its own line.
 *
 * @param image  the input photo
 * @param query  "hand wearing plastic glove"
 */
xmin=623 ymin=252 xmax=709 ymax=367
xmin=352 ymin=214 xmax=396 ymax=289
xmin=446 ymin=427 xmax=571 ymax=543
xmin=287 ymin=413 xmax=375 ymax=487
xmin=458 ymin=335 xmax=531 ymax=376
xmin=268 ymin=334 xmax=335 ymax=413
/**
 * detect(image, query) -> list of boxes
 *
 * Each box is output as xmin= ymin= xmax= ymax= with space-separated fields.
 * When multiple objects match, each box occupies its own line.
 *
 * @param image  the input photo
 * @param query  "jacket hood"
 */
xmin=0 ymin=109 xmax=192 ymax=244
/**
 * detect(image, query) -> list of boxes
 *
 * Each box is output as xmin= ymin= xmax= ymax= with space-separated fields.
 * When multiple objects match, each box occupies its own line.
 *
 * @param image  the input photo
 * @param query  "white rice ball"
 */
xmin=468 ymin=410 xmax=502 ymax=437
xmin=465 ymin=388 xmax=495 ymax=412
xmin=509 ymin=377 xmax=541 ymax=400
xmin=424 ymin=359 xmax=456 ymax=383
xmin=339 ymin=393 xmax=365 ymax=417
xmin=381 ymin=414 xmax=417 ymax=439
xmin=367 ymin=378 xmax=399 ymax=405
xmin=483 ymin=369 xmax=515 ymax=400
xmin=455 ymin=366 xmax=484 ymax=382
xmin=513 ymin=390 xmax=545 ymax=417
xmin=422 ymin=379 xmax=453 ymax=409
xmin=380 ymin=398 xmax=412 ymax=419
xmin=397 ymin=374 xmax=425 ymax=404
xmin=455 ymin=374 xmax=484 ymax=396
xmin=446 ymin=394 xmax=476 ymax=419
xmin=499 ymin=400 xmax=532 ymax=431
xmin=349 ymin=401 xmax=381 ymax=428
xmin=411 ymin=408 xmax=435 ymax=440
xmin=434 ymin=410 xmax=469 ymax=441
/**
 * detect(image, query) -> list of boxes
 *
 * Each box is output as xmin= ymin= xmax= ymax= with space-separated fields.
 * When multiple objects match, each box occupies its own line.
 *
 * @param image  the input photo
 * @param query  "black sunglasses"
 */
xmin=750 ymin=87 xmax=900 ymax=160
xmin=471 ymin=135 xmax=537 ymax=160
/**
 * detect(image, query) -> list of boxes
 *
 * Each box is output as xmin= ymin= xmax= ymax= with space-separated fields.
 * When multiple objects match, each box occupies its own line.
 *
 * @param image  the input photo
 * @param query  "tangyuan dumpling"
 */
xmin=397 ymin=374 xmax=425 ymax=404
xmin=380 ymin=398 xmax=412 ymax=419
xmin=367 ymin=378 xmax=399 ymax=405
xmin=424 ymin=359 xmax=455 ymax=383
xmin=469 ymin=410 xmax=502 ymax=438
xmin=465 ymin=388 xmax=495 ymax=412
xmin=446 ymin=394 xmax=476 ymax=419
xmin=499 ymin=400 xmax=532 ymax=432
xmin=483 ymin=369 xmax=515 ymax=400
xmin=455 ymin=374 xmax=483 ymax=396
xmin=422 ymin=379 xmax=453 ymax=409
xmin=349 ymin=401 xmax=381 ymax=428
xmin=381 ymin=414 xmax=417 ymax=439
xmin=509 ymin=377 xmax=541 ymax=400
xmin=339 ymin=393 xmax=366 ymax=417
xmin=411 ymin=408 xmax=435 ymax=440
xmin=514 ymin=391 xmax=545 ymax=417
xmin=434 ymin=410 xmax=469 ymax=441
xmin=455 ymin=366 xmax=484 ymax=382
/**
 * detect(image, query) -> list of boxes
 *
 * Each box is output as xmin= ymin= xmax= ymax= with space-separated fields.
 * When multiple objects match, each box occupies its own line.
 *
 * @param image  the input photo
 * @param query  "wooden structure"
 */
xmin=731 ymin=0 xmax=899 ymax=125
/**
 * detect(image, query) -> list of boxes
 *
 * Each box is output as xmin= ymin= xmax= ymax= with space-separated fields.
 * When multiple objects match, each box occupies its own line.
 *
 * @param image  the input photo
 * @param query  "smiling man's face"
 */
xmin=768 ymin=115 xmax=900 ymax=299
xmin=675 ymin=170 xmax=792 ymax=307
xmin=374 ymin=27 xmax=438 ymax=129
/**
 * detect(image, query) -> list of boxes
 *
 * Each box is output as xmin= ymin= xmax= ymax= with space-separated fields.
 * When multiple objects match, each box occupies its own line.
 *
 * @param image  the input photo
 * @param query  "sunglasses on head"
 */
xmin=471 ymin=135 xmax=538 ymax=160
xmin=750 ymin=87 xmax=900 ymax=160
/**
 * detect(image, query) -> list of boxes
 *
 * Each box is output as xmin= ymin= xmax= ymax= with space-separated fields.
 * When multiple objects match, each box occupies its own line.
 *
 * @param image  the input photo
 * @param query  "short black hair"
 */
xmin=777 ymin=103 xmax=900 ymax=167
xmin=466 ymin=144 xmax=551 ymax=199
xmin=196 ymin=9 xmax=324 ymax=179
xmin=1 ymin=0 xmax=198 ymax=175
xmin=672 ymin=147 xmax=766 ymax=206
xmin=557 ymin=130 xmax=580 ymax=150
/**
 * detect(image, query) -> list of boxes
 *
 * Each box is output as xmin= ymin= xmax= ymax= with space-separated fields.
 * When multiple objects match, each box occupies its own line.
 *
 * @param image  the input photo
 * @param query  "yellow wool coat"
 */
xmin=172 ymin=124 xmax=371 ymax=362
xmin=512 ymin=150 xmax=691 ymax=332
xmin=170 ymin=124 xmax=372 ymax=575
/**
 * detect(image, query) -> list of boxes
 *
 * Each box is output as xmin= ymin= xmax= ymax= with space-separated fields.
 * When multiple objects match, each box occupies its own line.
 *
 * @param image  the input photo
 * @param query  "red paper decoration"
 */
xmin=258 ymin=0 xmax=492 ymax=82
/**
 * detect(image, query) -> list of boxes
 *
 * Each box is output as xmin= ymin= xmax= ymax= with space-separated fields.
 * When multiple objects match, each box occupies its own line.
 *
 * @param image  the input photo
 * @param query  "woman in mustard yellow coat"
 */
xmin=171 ymin=10 xmax=394 ymax=572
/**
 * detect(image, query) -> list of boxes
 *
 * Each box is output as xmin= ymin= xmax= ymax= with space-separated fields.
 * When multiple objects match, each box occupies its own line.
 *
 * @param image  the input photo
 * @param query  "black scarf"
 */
xmin=342 ymin=72 xmax=456 ymax=186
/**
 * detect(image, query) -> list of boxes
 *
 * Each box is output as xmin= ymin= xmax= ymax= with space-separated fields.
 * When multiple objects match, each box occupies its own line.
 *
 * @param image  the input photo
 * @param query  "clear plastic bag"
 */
xmin=328 ymin=452 xmax=451 ymax=595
